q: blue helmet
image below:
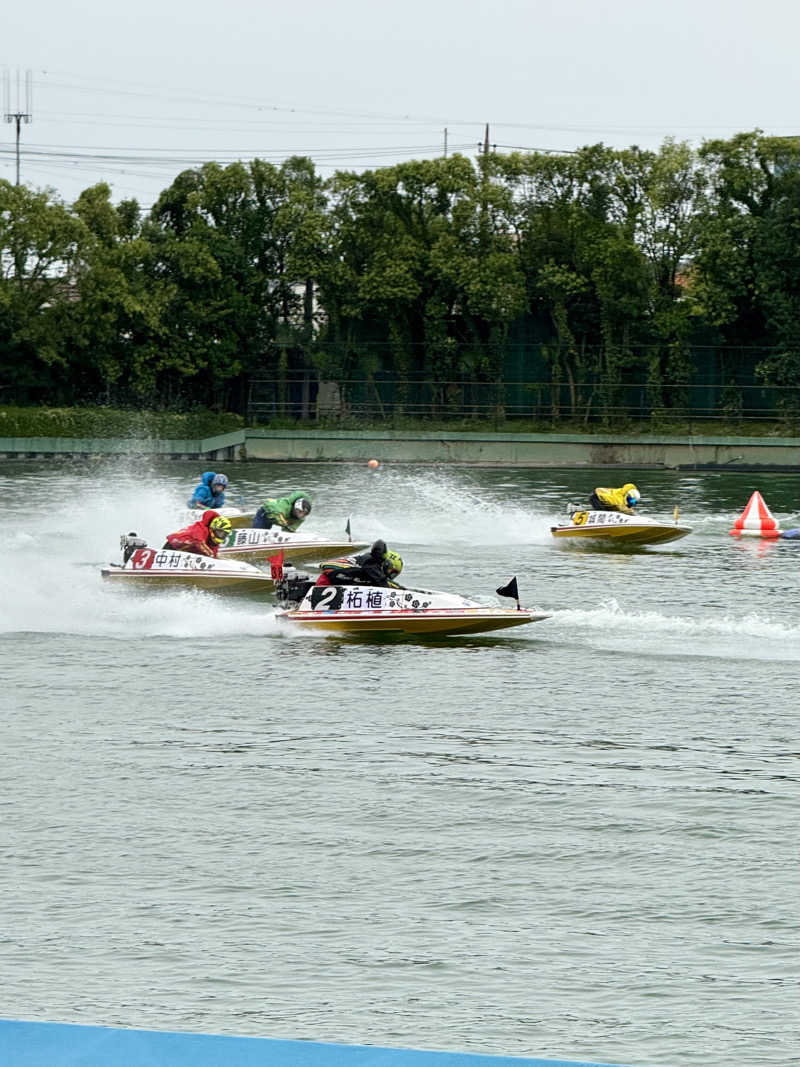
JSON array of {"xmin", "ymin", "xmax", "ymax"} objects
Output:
[
  {"xmin": 212, "ymin": 474, "xmax": 228, "ymax": 490},
  {"xmin": 626, "ymin": 489, "xmax": 640, "ymax": 508}
]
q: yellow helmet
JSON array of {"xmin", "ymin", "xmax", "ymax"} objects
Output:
[
  {"xmin": 383, "ymin": 550, "xmax": 403, "ymax": 579},
  {"xmin": 209, "ymin": 515, "xmax": 232, "ymax": 543}
]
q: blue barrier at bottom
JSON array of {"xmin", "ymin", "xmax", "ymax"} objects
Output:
[{"xmin": 0, "ymin": 1020, "xmax": 631, "ymax": 1067}]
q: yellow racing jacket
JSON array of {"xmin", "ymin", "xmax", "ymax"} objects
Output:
[{"xmin": 592, "ymin": 483, "xmax": 640, "ymax": 514}]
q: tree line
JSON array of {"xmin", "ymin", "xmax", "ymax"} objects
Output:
[{"xmin": 2, "ymin": 131, "xmax": 800, "ymax": 420}]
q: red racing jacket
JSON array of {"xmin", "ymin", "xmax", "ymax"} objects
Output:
[{"xmin": 163, "ymin": 510, "xmax": 220, "ymax": 557}]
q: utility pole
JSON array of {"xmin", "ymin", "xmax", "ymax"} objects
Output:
[
  {"xmin": 483, "ymin": 122, "xmax": 490, "ymax": 157},
  {"xmin": 443, "ymin": 127, "xmax": 448, "ymax": 158},
  {"xmin": 3, "ymin": 69, "xmax": 33, "ymax": 186}
]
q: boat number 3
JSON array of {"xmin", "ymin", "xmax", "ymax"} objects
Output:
[{"xmin": 572, "ymin": 511, "xmax": 588, "ymax": 526}]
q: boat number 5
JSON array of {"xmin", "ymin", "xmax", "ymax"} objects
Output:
[{"xmin": 572, "ymin": 511, "xmax": 588, "ymax": 526}]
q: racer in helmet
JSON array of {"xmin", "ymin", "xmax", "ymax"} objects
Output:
[
  {"xmin": 253, "ymin": 490, "xmax": 313, "ymax": 532},
  {"xmin": 163, "ymin": 510, "xmax": 229, "ymax": 558},
  {"xmin": 187, "ymin": 471, "xmax": 229, "ymax": 509},
  {"xmin": 382, "ymin": 550, "xmax": 403, "ymax": 580},
  {"xmin": 315, "ymin": 539, "xmax": 404, "ymax": 588},
  {"xmin": 208, "ymin": 515, "xmax": 232, "ymax": 544},
  {"xmin": 589, "ymin": 483, "xmax": 641, "ymax": 515}
]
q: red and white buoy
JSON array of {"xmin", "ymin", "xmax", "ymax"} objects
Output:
[{"xmin": 729, "ymin": 491, "xmax": 781, "ymax": 538}]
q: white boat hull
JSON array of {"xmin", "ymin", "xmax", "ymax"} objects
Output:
[
  {"xmin": 218, "ymin": 528, "xmax": 368, "ymax": 565},
  {"xmin": 277, "ymin": 584, "xmax": 550, "ymax": 636},
  {"xmin": 551, "ymin": 510, "xmax": 691, "ymax": 546},
  {"xmin": 101, "ymin": 547, "xmax": 273, "ymax": 592},
  {"xmin": 179, "ymin": 507, "xmax": 255, "ymax": 530}
]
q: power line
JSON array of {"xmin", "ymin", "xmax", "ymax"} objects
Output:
[
  {"xmin": 0, "ymin": 141, "xmax": 478, "ymax": 169},
  {"xmin": 5, "ymin": 63, "xmax": 788, "ymax": 209},
  {"xmin": 3, "ymin": 68, "xmax": 33, "ymax": 185},
  {"xmin": 32, "ymin": 66, "xmax": 780, "ymax": 138}
]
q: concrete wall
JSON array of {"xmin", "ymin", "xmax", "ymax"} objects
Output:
[
  {"xmin": 241, "ymin": 429, "xmax": 800, "ymax": 469},
  {"xmin": 1, "ymin": 428, "xmax": 799, "ymax": 469}
]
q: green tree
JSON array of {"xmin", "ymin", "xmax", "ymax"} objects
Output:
[
  {"xmin": 694, "ymin": 132, "xmax": 800, "ymax": 412},
  {"xmin": 0, "ymin": 180, "xmax": 86, "ymax": 401},
  {"xmin": 317, "ymin": 155, "xmax": 525, "ymax": 418},
  {"xmin": 149, "ymin": 156, "xmax": 326, "ymax": 411},
  {"xmin": 63, "ymin": 183, "xmax": 168, "ymax": 404},
  {"xmin": 492, "ymin": 147, "xmax": 653, "ymax": 420}
]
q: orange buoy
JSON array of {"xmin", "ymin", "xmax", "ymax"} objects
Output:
[{"xmin": 729, "ymin": 491, "xmax": 781, "ymax": 538}]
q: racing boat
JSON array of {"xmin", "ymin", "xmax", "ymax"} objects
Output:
[
  {"xmin": 178, "ymin": 506, "xmax": 255, "ymax": 530},
  {"xmin": 101, "ymin": 534, "xmax": 274, "ymax": 592},
  {"xmin": 218, "ymin": 526, "xmax": 368, "ymax": 566},
  {"xmin": 551, "ymin": 507, "xmax": 691, "ymax": 546},
  {"xmin": 272, "ymin": 571, "xmax": 550, "ymax": 636}
]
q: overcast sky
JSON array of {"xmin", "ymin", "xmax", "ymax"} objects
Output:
[{"xmin": 2, "ymin": 0, "xmax": 798, "ymax": 209}]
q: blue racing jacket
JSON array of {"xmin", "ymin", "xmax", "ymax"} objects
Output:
[{"xmin": 187, "ymin": 472, "xmax": 226, "ymax": 509}]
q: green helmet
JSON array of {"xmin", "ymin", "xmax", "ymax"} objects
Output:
[{"xmin": 383, "ymin": 550, "xmax": 403, "ymax": 579}]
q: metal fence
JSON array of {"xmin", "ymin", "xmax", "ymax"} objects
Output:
[{"xmin": 247, "ymin": 376, "xmax": 800, "ymax": 427}]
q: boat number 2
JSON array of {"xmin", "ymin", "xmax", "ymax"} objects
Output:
[{"xmin": 309, "ymin": 586, "xmax": 344, "ymax": 611}]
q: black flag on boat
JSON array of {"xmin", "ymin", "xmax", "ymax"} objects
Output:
[{"xmin": 496, "ymin": 576, "xmax": 520, "ymax": 608}]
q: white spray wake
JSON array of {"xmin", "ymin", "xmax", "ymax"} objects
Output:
[
  {"xmin": 5, "ymin": 473, "xmax": 281, "ymax": 638},
  {"xmin": 552, "ymin": 598, "xmax": 800, "ymax": 641},
  {"xmin": 346, "ymin": 469, "xmax": 556, "ymax": 546}
]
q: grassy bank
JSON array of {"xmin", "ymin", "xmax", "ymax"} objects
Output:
[
  {"xmin": 243, "ymin": 414, "xmax": 798, "ymax": 438},
  {"xmin": 0, "ymin": 406, "xmax": 245, "ymax": 439},
  {"xmin": 1, "ymin": 405, "xmax": 796, "ymax": 440}
]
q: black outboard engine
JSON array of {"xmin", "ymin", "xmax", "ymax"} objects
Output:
[
  {"xmin": 274, "ymin": 566, "xmax": 315, "ymax": 608},
  {"xmin": 120, "ymin": 531, "xmax": 148, "ymax": 564}
]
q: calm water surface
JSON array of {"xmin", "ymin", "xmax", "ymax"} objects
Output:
[{"xmin": 2, "ymin": 460, "xmax": 798, "ymax": 1067}]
